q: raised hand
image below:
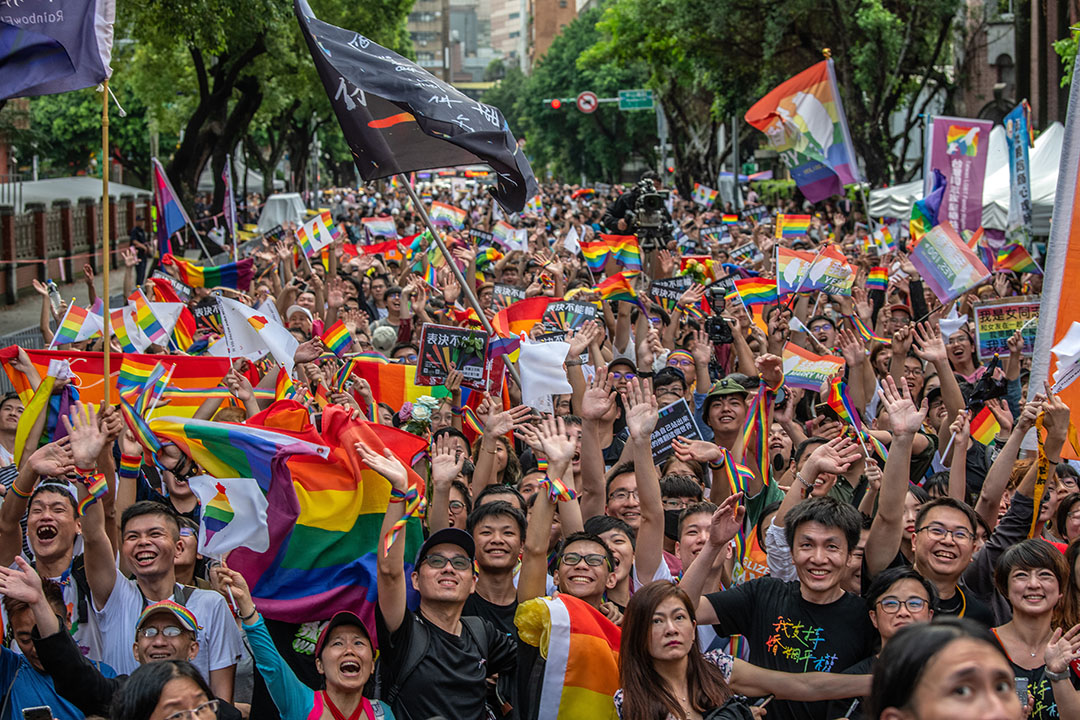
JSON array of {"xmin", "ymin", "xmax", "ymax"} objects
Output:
[
  {"xmin": 535, "ymin": 414, "xmax": 575, "ymax": 468},
  {"xmin": 294, "ymin": 338, "xmax": 324, "ymax": 364},
  {"xmin": 804, "ymin": 435, "xmax": 863, "ymax": 477},
  {"xmin": 755, "ymin": 353, "xmax": 784, "ymax": 390},
  {"xmin": 122, "ymin": 247, "xmax": 139, "ymax": 268},
  {"xmin": 354, "ymin": 439, "xmax": 408, "ymax": 491},
  {"xmin": 444, "ymin": 365, "xmax": 464, "ymax": 395},
  {"xmin": 0, "ymin": 557, "xmax": 44, "ymax": 605},
  {"xmin": 209, "ymin": 565, "xmax": 256, "ymax": 619},
  {"xmin": 1015, "ymin": 394, "xmax": 1044, "ymax": 434},
  {"xmin": 985, "ymin": 398, "xmax": 1013, "ymax": 436},
  {"xmin": 949, "ymin": 409, "xmax": 971, "ymax": 451},
  {"xmin": 672, "ymin": 435, "xmax": 722, "ymax": 464},
  {"xmin": 677, "ymin": 283, "xmax": 706, "ymax": 308},
  {"xmin": 83, "ymin": 264, "xmax": 95, "ymax": 284},
  {"xmin": 878, "ymin": 375, "xmax": 927, "ymax": 436},
  {"xmin": 1042, "ymin": 382, "xmax": 1072, "ymax": 441},
  {"xmin": 912, "ymin": 321, "xmax": 947, "ymax": 366},
  {"xmin": 566, "ymin": 320, "xmax": 601, "ymax": 358},
  {"xmin": 656, "ymin": 249, "xmax": 675, "ymax": 277},
  {"xmin": 99, "ymin": 402, "xmax": 124, "ymax": 442},
  {"xmin": 580, "ymin": 367, "xmax": 617, "ymax": 421},
  {"xmin": 706, "ymin": 492, "xmax": 746, "ymax": 548},
  {"xmin": 624, "ymin": 377, "xmax": 658, "ymax": 440},
  {"xmin": 224, "ymin": 367, "xmax": 255, "ymax": 403},
  {"xmin": 891, "ymin": 325, "xmax": 913, "ymax": 356},
  {"xmin": 62, "ymin": 402, "xmax": 107, "ymax": 470},
  {"xmin": 837, "ymin": 327, "xmax": 865, "ymax": 367},
  {"xmin": 689, "ymin": 329, "xmax": 713, "ymax": 366},
  {"xmin": 1044, "ymin": 624, "xmax": 1080, "ymax": 674},
  {"xmin": 480, "ymin": 400, "xmax": 532, "ymax": 437},
  {"xmin": 430, "ymin": 433, "xmax": 465, "ymax": 487}
]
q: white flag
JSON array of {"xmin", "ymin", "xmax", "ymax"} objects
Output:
[
  {"xmin": 217, "ymin": 296, "xmax": 299, "ymax": 375},
  {"xmin": 519, "ymin": 340, "xmax": 573, "ymax": 414},
  {"xmin": 188, "ymin": 475, "xmax": 270, "ymax": 557},
  {"xmin": 563, "ymin": 225, "xmax": 581, "ymax": 255}
]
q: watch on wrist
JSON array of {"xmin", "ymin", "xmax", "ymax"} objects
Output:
[{"xmin": 1045, "ymin": 667, "xmax": 1070, "ymax": 682}]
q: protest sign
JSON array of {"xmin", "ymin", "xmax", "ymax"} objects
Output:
[
  {"xmin": 909, "ymin": 221, "xmax": 992, "ymax": 303},
  {"xmin": 192, "ymin": 297, "xmax": 223, "ymax": 332},
  {"xmin": 781, "ymin": 343, "xmax": 845, "ymax": 391},
  {"xmin": 926, "ymin": 116, "xmax": 994, "ymax": 233},
  {"xmin": 493, "ymin": 283, "xmax": 526, "ymax": 309},
  {"xmin": 700, "ymin": 226, "xmax": 728, "ymax": 245},
  {"xmin": 1005, "ymin": 102, "xmax": 1034, "ymax": 246},
  {"xmin": 972, "ymin": 296, "xmax": 1040, "ymax": 361},
  {"xmin": 650, "ymin": 398, "xmax": 700, "ymax": 463},
  {"xmin": 470, "ymin": 229, "xmax": 495, "ymax": 247},
  {"xmin": 729, "ymin": 243, "xmax": 762, "ymax": 265},
  {"xmin": 150, "ymin": 270, "xmax": 193, "ymax": 302},
  {"xmin": 649, "ymin": 276, "xmax": 694, "ymax": 305},
  {"xmin": 416, "ymin": 323, "xmax": 489, "ymax": 390},
  {"xmin": 542, "ymin": 301, "xmax": 597, "ymax": 332}
]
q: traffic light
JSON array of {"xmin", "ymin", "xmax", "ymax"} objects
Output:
[{"xmin": 550, "ymin": 98, "xmax": 562, "ymax": 110}]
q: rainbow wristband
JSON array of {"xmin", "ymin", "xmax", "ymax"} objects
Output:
[
  {"xmin": 536, "ymin": 458, "xmax": 549, "ymax": 472},
  {"xmin": 119, "ymin": 454, "xmax": 142, "ymax": 480},
  {"xmin": 764, "ymin": 373, "xmax": 785, "ymax": 393},
  {"xmin": 388, "ymin": 486, "xmax": 409, "ymax": 504},
  {"xmin": 9, "ymin": 483, "xmax": 32, "ymax": 499},
  {"xmin": 75, "ymin": 472, "xmax": 108, "ymax": 517},
  {"xmin": 538, "ymin": 474, "xmax": 577, "ymax": 502}
]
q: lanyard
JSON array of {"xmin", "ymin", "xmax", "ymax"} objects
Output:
[{"xmin": 321, "ymin": 692, "xmax": 372, "ymax": 720}]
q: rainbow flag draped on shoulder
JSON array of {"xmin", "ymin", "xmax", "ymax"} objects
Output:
[{"xmin": 515, "ymin": 594, "xmax": 621, "ymax": 719}]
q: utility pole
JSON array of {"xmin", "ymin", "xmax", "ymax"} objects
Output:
[{"xmin": 441, "ymin": 0, "xmax": 451, "ymax": 81}]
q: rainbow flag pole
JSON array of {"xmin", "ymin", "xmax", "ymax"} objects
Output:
[{"xmin": 399, "ymin": 174, "xmax": 522, "ymax": 387}]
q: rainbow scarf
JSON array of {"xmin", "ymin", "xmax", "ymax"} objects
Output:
[
  {"xmin": 515, "ymin": 594, "xmax": 621, "ymax": 719},
  {"xmin": 740, "ymin": 385, "xmax": 773, "ymax": 487},
  {"xmin": 162, "ymin": 254, "xmax": 254, "ymax": 291},
  {"xmin": 717, "ymin": 447, "xmax": 756, "ymax": 496},
  {"xmin": 851, "ymin": 313, "xmax": 890, "ymax": 345}
]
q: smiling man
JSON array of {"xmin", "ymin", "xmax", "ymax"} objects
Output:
[{"xmin": 462, "ymin": 501, "xmax": 527, "ymax": 638}]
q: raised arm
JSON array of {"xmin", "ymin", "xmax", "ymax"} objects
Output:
[
  {"xmin": 947, "ymin": 410, "xmax": 970, "ymax": 502},
  {"xmin": 0, "ymin": 441, "xmax": 74, "ymax": 567},
  {"xmin": 427, "ymin": 434, "xmax": 466, "ymax": 534},
  {"xmin": 677, "ymin": 494, "xmax": 744, "ymax": 625},
  {"xmin": 975, "ymin": 398, "xmax": 1040, "ymax": 530},
  {"xmin": 471, "ymin": 399, "xmax": 532, "ymax": 498},
  {"xmin": 579, "ymin": 368, "xmax": 617, "ymax": 520},
  {"xmin": 518, "ymin": 415, "xmax": 575, "ymax": 603},
  {"xmin": 624, "ymin": 378, "xmax": 663, "ymax": 582},
  {"xmin": 864, "ymin": 376, "xmax": 927, "ymax": 578},
  {"xmin": 362, "ymin": 439, "xmax": 411, "ymax": 634}
]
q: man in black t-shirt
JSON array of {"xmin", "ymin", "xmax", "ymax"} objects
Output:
[
  {"xmin": 462, "ymin": 501, "xmax": 526, "ymax": 639},
  {"xmin": 682, "ymin": 497, "xmax": 877, "ymax": 720}
]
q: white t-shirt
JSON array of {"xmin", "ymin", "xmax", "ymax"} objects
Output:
[{"xmin": 93, "ymin": 568, "xmax": 243, "ymax": 678}]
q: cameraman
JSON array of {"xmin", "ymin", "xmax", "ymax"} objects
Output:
[{"xmin": 602, "ymin": 170, "xmax": 664, "ymax": 233}]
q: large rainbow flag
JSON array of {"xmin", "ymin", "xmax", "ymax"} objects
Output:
[
  {"xmin": 492, "ymin": 297, "xmax": 552, "ymax": 338},
  {"xmin": 347, "ymin": 359, "xmax": 451, "ymax": 410},
  {"xmin": 745, "ymin": 59, "xmax": 862, "ymax": 202},
  {"xmin": 515, "ymin": 594, "xmax": 621, "ymax": 719},
  {"xmin": 162, "ymin": 254, "xmax": 254, "ymax": 291},
  {"xmin": 225, "ymin": 403, "xmax": 428, "ymax": 627},
  {"xmin": 0, "ymin": 347, "xmax": 254, "ymax": 414}
]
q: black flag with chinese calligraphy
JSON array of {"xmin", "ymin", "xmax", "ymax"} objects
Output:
[{"xmin": 294, "ymin": 0, "xmax": 538, "ymax": 212}]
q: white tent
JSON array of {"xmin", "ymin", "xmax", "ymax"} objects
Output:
[
  {"xmin": 196, "ymin": 156, "xmax": 284, "ymax": 193},
  {"xmin": 256, "ymin": 193, "xmax": 306, "ymax": 233},
  {"xmin": 868, "ymin": 122, "xmax": 1063, "ymax": 235},
  {"xmin": 9, "ymin": 177, "xmax": 150, "ymax": 214}
]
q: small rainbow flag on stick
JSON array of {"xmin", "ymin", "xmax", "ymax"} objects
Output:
[
  {"xmin": 321, "ymin": 320, "xmax": 353, "ymax": 357},
  {"xmin": 775, "ymin": 214, "xmax": 812, "ymax": 238},
  {"xmin": 692, "ymin": 183, "xmax": 718, "ymax": 207},
  {"xmin": 297, "ymin": 211, "xmax": 339, "ymax": 257},
  {"xmin": 188, "ymin": 475, "xmax": 270, "ymax": 557},
  {"xmin": 361, "ymin": 216, "xmax": 398, "ymax": 238},
  {"xmin": 430, "ymin": 201, "xmax": 467, "ymax": 229},
  {"xmin": 867, "ymin": 266, "xmax": 888, "ymax": 291},
  {"xmin": 594, "ymin": 271, "xmax": 646, "ymax": 311},
  {"xmin": 130, "ymin": 290, "xmax": 169, "ymax": 345},
  {"xmin": 579, "ymin": 241, "xmax": 612, "ymax": 272},
  {"xmin": 969, "ymin": 406, "xmax": 1001, "ymax": 445},
  {"xmin": 733, "ymin": 277, "xmax": 777, "ymax": 305},
  {"xmin": 50, "ymin": 302, "xmax": 94, "ymax": 347},
  {"xmin": 995, "ymin": 244, "xmax": 1042, "ymax": 274}
]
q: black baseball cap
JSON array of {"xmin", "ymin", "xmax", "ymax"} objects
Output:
[
  {"xmin": 414, "ymin": 527, "xmax": 475, "ymax": 567},
  {"xmin": 314, "ymin": 610, "xmax": 372, "ymax": 658}
]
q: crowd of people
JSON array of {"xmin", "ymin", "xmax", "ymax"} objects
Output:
[{"xmin": 0, "ymin": 171, "xmax": 1075, "ymax": 720}]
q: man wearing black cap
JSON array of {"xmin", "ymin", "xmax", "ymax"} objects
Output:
[{"xmin": 362, "ymin": 441, "xmax": 516, "ymax": 720}]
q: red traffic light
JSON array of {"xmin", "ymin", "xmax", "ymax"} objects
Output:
[{"xmin": 551, "ymin": 98, "xmax": 562, "ymax": 109}]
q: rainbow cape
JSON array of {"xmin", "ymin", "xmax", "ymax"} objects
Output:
[
  {"xmin": 162, "ymin": 254, "xmax": 254, "ymax": 291},
  {"xmin": 515, "ymin": 594, "xmax": 621, "ymax": 719}
]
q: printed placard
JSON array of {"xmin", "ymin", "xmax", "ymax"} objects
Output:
[
  {"xmin": 470, "ymin": 229, "xmax": 495, "ymax": 247},
  {"xmin": 542, "ymin": 301, "xmax": 597, "ymax": 332},
  {"xmin": 493, "ymin": 283, "xmax": 526, "ymax": 309},
  {"xmin": 192, "ymin": 297, "xmax": 223, "ymax": 332},
  {"xmin": 649, "ymin": 276, "xmax": 694, "ymax": 304},
  {"xmin": 150, "ymin": 270, "xmax": 193, "ymax": 302},
  {"xmin": 972, "ymin": 296, "xmax": 1040, "ymax": 361},
  {"xmin": 650, "ymin": 398, "xmax": 700, "ymax": 463},
  {"xmin": 781, "ymin": 343, "xmax": 845, "ymax": 392},
  {"xmin": 416, "ymin": 323, "xmax": 489, "ymax": 390}
]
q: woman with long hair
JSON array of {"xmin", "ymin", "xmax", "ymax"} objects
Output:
[
  {"xmin": 615, "ymin": 581, "xmax": 870, "ymax": 720},
  {"xmin": 111, "ymin": 661, "xmax": 216, "ymax": 720},
  {"xmin": 870, "ymin": 618, "xmax": 1022, "ymax": 720},
  {"xmin": 212, "ymin": 567, "xmax": 393, "ymax": 720},
  {"xmin": 991, "ymin": 539, "xmax": 1080, "ymax": 720}
]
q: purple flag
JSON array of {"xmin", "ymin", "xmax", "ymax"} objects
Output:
[{"xmin": 926, "ymin": 116, "xmax": 993, "ymax": 233}]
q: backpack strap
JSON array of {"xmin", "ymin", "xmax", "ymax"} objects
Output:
[{"xmin": 381, "ymin": 613, "xmax": 430, "ymax": 707}]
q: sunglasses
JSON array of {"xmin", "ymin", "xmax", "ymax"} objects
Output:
[{"xmin": 423, "ymin": 553, "xmax": 472, "ymax": 571}]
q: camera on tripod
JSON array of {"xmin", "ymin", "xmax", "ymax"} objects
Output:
[{"xmin": 625, "ymin": 178, "xmax": 672, "ymax": 251}]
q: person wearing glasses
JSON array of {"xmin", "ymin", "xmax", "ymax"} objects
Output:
[
  {"xmin": 827, "ymin": 567, "xmax": 937, "ymax": 720},
  {"xmin": 111, "ymin": 661, "xmax": 222, "ymax": 720},
  {"xmin": 0, "ymin": 558, "xmax": 244, "ymax": 719},
  {"xmin": 362, "ymin": 439, "xmax": 516, "ymax": 720}
]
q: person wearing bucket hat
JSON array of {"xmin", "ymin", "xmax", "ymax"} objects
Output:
[
  {"xmin": 212, "ymin": 566, "xmax": 393, "ymax": 720},
  {"xmin": 359, "ymin": 440, "xmax": 516, "ymax": 720}
]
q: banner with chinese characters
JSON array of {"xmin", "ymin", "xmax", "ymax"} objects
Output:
[
  {"xmin": 972, "ymin": 296, "xmax": 1040, "ymax": 361},
  {"xmin": 416, "ymin": 323, "xmax": 489, "ymax": 390},
  {"xmin": 925, "ymin": 116, "xmax": 994, "ymax": 233},
  {"xmin": 1005, "ymin": 101, "xmax": 1034, "ymax": 247}
]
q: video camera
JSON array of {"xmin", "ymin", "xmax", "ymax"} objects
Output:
[{"xmin": 625, "ymin": 178, "xmax": 673, "ymax": 251}]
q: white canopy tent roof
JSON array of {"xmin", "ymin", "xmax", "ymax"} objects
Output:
[
  {"xmin": 256, "ymin": 193, "xmax": 306, "ymax": 233},
  {"xmin": 868, "ymin": 122, "xmax": 1063, "ymax": 235},
  {"xmin": 196, "ymin": 159, "xmax": 284, "ymax": 193},
  {"xmin": 9, "ymin": 177, "xmax": 150, "ymax": 214}
]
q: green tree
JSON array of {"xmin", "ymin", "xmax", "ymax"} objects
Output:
[{"xmin": 483, "ymin": 7, "xmax": 657, "ymax": 183}]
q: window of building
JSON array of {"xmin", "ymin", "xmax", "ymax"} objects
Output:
[
  {"xmin": 509, "ymin": 31, "xmax": 520, "ymax": 38},
  {"xmin": 509, "ymin": 11, "xmax": 519, "ymax": 18}
]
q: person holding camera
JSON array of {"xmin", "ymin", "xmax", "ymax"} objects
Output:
[{"xmin": 602, "ymin": 170, "xmax": 666, "ymax": 235}]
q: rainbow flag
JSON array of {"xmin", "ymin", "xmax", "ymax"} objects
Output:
[
  {"xmin": 515, "ymin": 594, "xmax": 621, "ymax": 719},
  {"xmin": 970, "ymin": 406, "xmax": 1000, "ymax": 445},
  {"xmin": 162, "ymin": 254, "xmax": 254, "ymax": 291},
  {"xmin": 493, "ymin": 220, "xmax": 516, "ymax": 246},
  {"xmin": 995, "ymin": 243, "xmax": 1042, "ymax": 274},
  {"xmin": 492, "ymin": 297, "xmax": 553, "ymax": 338},
  {"xmin": 733, "ymin": 277, "xmax": 777, "ymax": 305},
  {"xmin": 851, "ymin": 313, "xmax": 890, "ymax": 345},
  {"xmin": 826, "ymin": 376, "xmax": 862, "ymax": 432},
  {"xmin": 966, "ymin": 227, "xmax": 997, "ymax": 271},
  {"xmin": 361, "ymin": 216, "xmax": 397, "ymax": 238},
  {"xmin": 51, "ymin": 303, "xmax": 92, "ymax": 346},
  {"xmin": 775, "ymin": 214, "xmax": 812, "ymax": 238},
  {"xmin": 349, "ymin": 359, "xmax": 451, "ymax": 410},
  {"xmin": 740, "ymin": 384, "xmax": 774, "ymax": 486},
  {"xmin": 430, "ymin": 201, "xmax": 466, "ymax": 229},
  {"xmin": 526, "ymin": 196, "xmax": 544, "ymax": 215},
  {"xmin": 600, "ymin": 234, "xmax": 642, "ymax": 272},
  {"xmin": 225, "ymin": 403, "xmax": 428, "ymax": 624},
  {"xmin": 867, "ymin": 266, "xmax": 888, "ymax": 291},
  {"xmin": 722, "ymin": 214, "xmax": 738, "ymax": 225},
  {"xmin": 579, "ymin": 241, "xmax": 612, "ymax": 272},
  {"xmin": 274, "ymin": 369, "xmax": 296, "ymax": 401},
  {"xmin": 593, "ymin": 271, "xmax": 643, "ymax": 307},
  {"xmin": 910, "ymin": 169, "xmax": 947, "ymax": 241},
  {"xmin": 775, "ymin": 246, "xmax": 816, "ymax": 295},
  {"xmin": 297, "ymin": 211, "xmax": 339, "ymax": 257},
  {"xmin": 117, "ymin": 356, "xmax": 165, "ymax": 399},
  {"xmin": 488, "ymin": 335, "xmax": 522, "ymax": 365},
  {"xmin": 129, "ymin": 290, "xmax": 168, "ymax": 345},
  {"xmin": 691, "ymin": 183, "xmax": 718, "ymax": 207},
  {"xmin": 121, "ymin": 396, "xmax": 163, "ymax": 454},
  {"xmin": 570, "ymin": 188, "xmax": 595, "ymax": 200},
  {"xmin": 187, "ymin": 475, "xmax": 271, "ymax": 557},
  {"xmin": 321, "ymin": 320, "xmax": 353, "ymax": 357}
]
